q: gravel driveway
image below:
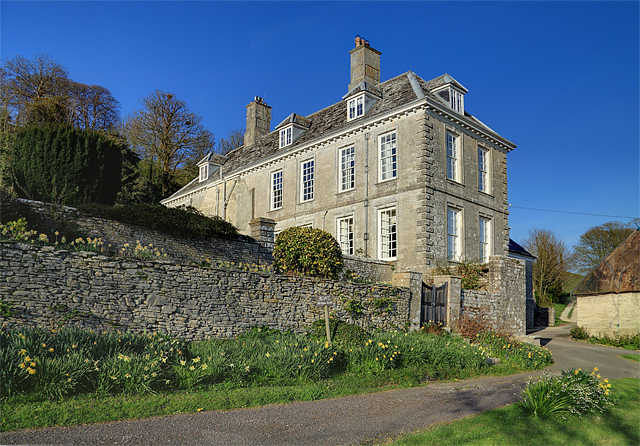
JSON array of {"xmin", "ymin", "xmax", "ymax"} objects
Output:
[{"xmin": 1, "ymin": 324, "xmax": 637, "ymax": 446}]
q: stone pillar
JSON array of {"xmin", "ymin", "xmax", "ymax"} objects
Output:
[
  {"xmin": 249, "ymin": 217, "xmax": 275, "ymax": 251},
  {"xmin": 433, "ymin": 276, "xmax": 461, "ymax": 330},
  {"xmin": 391, "ymin": 271, "xmax": 423, "ymax": 331}
]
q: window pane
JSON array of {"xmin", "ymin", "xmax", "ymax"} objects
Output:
[
  {"xmin": 447, "ymin": 134, "xmax": 457, "ymax": 181},
  {"xmin": 447, "ymin": 208, "xmax": 459, "ymax": 260},
  {"xmin": 302, "ymin": 160, "xmax": 314, "ymax": 201},
  {"xmin": 478, "ymin": 148, "xmax": 487, "ymax": 192},
  {"xmin": 380, "ymin": 208, "xmax": 397, "ymax": 259},
  {"xmin": 338, "ymin": 217, "xmax": 354, "ymax": 256},
  {"xmin": 479, "ymin": 217, "xmax": 489, "ymax": 262},
  {"xmin": 272, "ymin": 171, "xmax": 283, "ymax": 209},
  {"xmin": 380, "ymin": 133, "xmax": 397, "ymax": 181},
  {"xmin": 340, "ymin": 146, "xmax": 355, "ymax": 191}
]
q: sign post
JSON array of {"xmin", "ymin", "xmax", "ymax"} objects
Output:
[{"xmin": 316, "ymin": 295, "xmax": 334, "ymax": 344}]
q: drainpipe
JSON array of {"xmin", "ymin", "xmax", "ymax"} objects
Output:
[
  {"xmin": 322, "ymin": 210, "xmax": 328, "ymax": 231},
  {"xmin": 216, "ymin": 188, "xmax": 220, "ymax": 217},
  {"xmin": 364, "ymin": 132, "xmax": 370, "ymax": 257},
  {"xmin": 222, "ymin": 179, "xmax": 237, "ymax": 221}
]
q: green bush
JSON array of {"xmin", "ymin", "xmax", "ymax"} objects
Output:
[
  {"xmin": 11, "ymin": 125, "xmax": 122, "ymax": 205},
  {"xmin": 77, "ymin": 203, "xmax": 238, "ymax": 239},
  {"xmin": 519, "ymin": 368, "xmax": 614, "ymax": 418},
  {"xmin": 570, "ymin": 325, "xmax": 589, "ymax": 340},
  {"xmin": 309, "ymin": 318, "xmax": 369, "ymax": 346},
  {"xmin": 273, "ymin": 226, "xmax": 343, "ymax": 279}
]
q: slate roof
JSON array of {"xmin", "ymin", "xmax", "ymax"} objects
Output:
[
  {"xmin": 508, "ymin": 239, "xmax": 536, "ymax": 260},
  {"xmin": 164, "ymin": 71, "xmax": 511, "ymax": 201}
]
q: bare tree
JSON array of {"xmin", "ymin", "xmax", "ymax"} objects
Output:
[
  {"xmin": 1, "ymin": 54, "xmax": 70, "ymax": 126},
  {"xmin": 521, "ymin": 228, "xmax": 571, "ymax": 307},
  {"xmin": 124, "ymin": 90, "xmax": 215, "ymax": 197},
  {"xmin": 68, "ymin": 82, "xmax": 120, "ymax": 131},
  {"xmin": 572, "ymin": 218, "xmax": 640, "ymax": 274},
  {"xmin": 216, "ymin": 128, "xmax": 244, "ymax": 154}
]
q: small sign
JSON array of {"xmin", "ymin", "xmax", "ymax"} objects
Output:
[{"xmin": 316, "ymin": 295, "xmax": 334, "ymax": 306}]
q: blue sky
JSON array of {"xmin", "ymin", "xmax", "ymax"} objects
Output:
[{"xmin": 2, "ymin": 1, "xmax": 638, "ymax": 248}]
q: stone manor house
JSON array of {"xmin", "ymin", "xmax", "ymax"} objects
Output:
[{"xmin": 162, "ymin": 37, "xmax": 518, "ymax": 278}]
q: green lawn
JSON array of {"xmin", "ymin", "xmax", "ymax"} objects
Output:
[
  {"xmin": 387, "ymin": 378, "xmax": 639, "ymax": 446},
  {"xmin": 553, "ymin": 302, "xmax": 569, "ymax": 325},
  {"xmin": 563, "ymin": 272, "xmax": 584, "ymax": 294},
  {"xmin": 620, "ymin": 354, "xmax": 640, "ymax": 363}
]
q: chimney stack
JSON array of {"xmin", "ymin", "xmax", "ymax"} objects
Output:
[
  {"xmin": 349, "ymin": 36, "xmax": 381, "ymax": 91},
  {"xmin": 244, "ymin": 96, "xmax": 272, "ymax": 147}
]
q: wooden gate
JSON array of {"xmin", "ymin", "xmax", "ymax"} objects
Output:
[{"xmin": 421, "ymin": 282, "xmax": 447, "ymax": 326}]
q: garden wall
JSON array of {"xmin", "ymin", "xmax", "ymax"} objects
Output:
[
  {"xmin": 577, "ymin": 292, "xmax": 640, "ymax": 337},
  {"xmin": 444, "ymin": 255, "xmax": 526, "ymax": 336},
  {"xmin": 0, "ymin": 241, "xmax": 411, "ymax": 340},
  {"xmin": 6, "ymin": 199, "xmax": 394, "ymax": 284}
]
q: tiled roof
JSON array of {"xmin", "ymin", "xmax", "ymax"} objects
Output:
[{"xmin": 164, "ymin": 71, "xmax": 509, "ymax": 201}]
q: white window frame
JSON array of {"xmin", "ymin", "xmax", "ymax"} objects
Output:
[
  {"xmin": 479, "ymin": 216, "xmax": 490, "ymax": 263},
  {"xmin": 379, "ymin": 132, "xmax": 397, "ymax": 182},
  {"xmin": 478, "ymin": 147, "xmax": 489, "ymax": 193},
  {"xmin": 337, "ymin": 216, "xmax": 354, "ymax": 256},
  {"xmin": 271, "ymin": 170, "xmax": 283, "ymax": 210},
  {"xmin": 300, "ymin": 159, "xmax": 314, "ymax": 203},
  {"xmin": 347, "ymin": 94, "xmax": 365, "ymax": 120},
  {"xmin": 378, "ymin": 207, "xmax": 397, "ymax": 261},
  {"xmin": 279, "ymin": 126, "xmax": 292, "ymax": 148},
  {"xmin": 199, "ymin": 164, "xmax": 208, "ymax": 182},
  {"xmin": 450, "ymin": 89, "xmax": 464, "ymax": 114},
  {"xmin": 447, "ymin": 207, "xmax": 461, "ymax": 261},
  {"xmin": 446, "ymin": 132, "xmax": 459, "ymax": 182},
  {"xmin": 339, "ymin": 146, "xmax": 355, "ymax": 192}
]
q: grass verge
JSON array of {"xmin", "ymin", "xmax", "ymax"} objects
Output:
[
  {"xmin": 1, "ymin": 363, "xmax": 527, "ymax": 432},
  {"xmin": 387, "ymin": 378, "xmax": 639, "ymax": 446},
  {"xmin": 620, "ymin": 354, "xmax": 640, "ymax": 363},
  {"xmin": 552, "ymin": 302, "xmax": 568, "ymax": 325}
]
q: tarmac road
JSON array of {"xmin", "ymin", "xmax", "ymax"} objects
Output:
[{"xmin": 1, "ymin": 324, "xmax": 638, "ymax": 446}]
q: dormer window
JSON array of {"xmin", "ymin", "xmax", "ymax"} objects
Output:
[
  {"xmin": 279, "ymin": 126, "xmax": 292, "ymax": 148},
  {"xmin": 199, "ymin": 164, "xmax": 209, "ymax": 182},
  {"xmin": 348, "ymin": 95, "xmax": 364, "ymax": 120},
  {"xmin": 276, "ymin": 114, "xmax": 310, "ymax": 149},
  {"xmin": 434, "ymin": 85, "xmax": 465, "ymax": 114}
]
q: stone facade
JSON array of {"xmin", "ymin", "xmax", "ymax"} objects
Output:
[
  {"xmin": 577, "ymin": 293, "xmax": 640, "ymax": 337},
  {"xmin": 0, "ymin": 241, "xmax": 411, "ymax": 340},
  {"xmin": 162, "ymin": 39, "xmax": 516, "ymax": 279}
]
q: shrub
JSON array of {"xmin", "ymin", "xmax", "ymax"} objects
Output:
[
  {"xmin": 519, "ymin": 368, "xmax": 614, "ymax": 418},
  {"xmin": 456, "ymin": 312, "xmax": 492, "ymax": 338},
  {"xmin": 432, "ymin": 260, "xmax": 487, "ymax": 290},
  {"xmin": 77, "ymin": 203, "xmax": 238, "ymax": 239},
  {"xmin": 273, "ymin": 226, "xmax": 343, "ymax": 279},
  {"xmin": 11, "ymin": 125, "xmax": 122, "ymax": 205},
  {"xmin": 570, "ymin": 325, "xmax": 589, "ymax": 340},
  {"xmin": 309, "ymin": 319, "xmax": 369, "ymax": 346}
]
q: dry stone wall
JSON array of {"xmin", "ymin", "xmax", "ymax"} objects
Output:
[
  {"xmin": 0, "ymin": 242, "xmax": 411, "ymax": 340},
  {"xmin": 459, "ymin": 255, "xmax": 526, "ymax": 336}
]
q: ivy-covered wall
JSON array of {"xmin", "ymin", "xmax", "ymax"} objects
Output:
[{"xmin": 0, "ymin": 242, "xmax": 411, "ymax": 339}]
